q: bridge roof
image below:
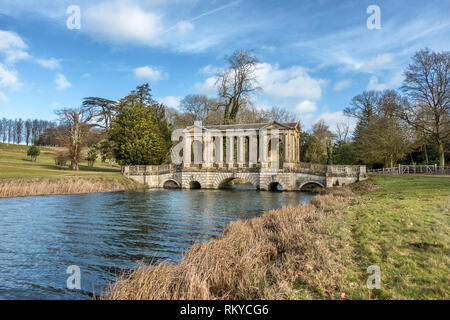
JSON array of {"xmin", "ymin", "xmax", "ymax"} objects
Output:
[{"xmin": 202, "ymin": 122, "xmax": 300, "ymax": 131}]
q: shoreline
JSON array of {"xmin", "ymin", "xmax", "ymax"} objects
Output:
[
  {"xmin": 0, "ymin": 176, "xmax": 147, "ymax": 199},
  {"xmin": 102, "ymin": 175, "xmax": 449, "ymax": 300},
  {"xmin": 102, "ymin": 181, "xmax": 373, "ymax": 300}
]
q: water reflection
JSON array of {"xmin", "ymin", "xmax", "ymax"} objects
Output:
[{"xmin": 0, "ymin": 189, "xmax": 313, "ymax": 299}]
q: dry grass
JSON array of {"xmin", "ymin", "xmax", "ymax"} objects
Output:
[
  {"xmin": 103, "ymin": 183, "xmax": 370, "ymax": 300},
  {"xmin": 0, "ymin": 176, "xmax": 145, "ymax": 198}
]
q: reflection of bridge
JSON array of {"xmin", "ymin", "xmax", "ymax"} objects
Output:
[{"xmin": 122, "ymin": 122, "xmax": 367, "ymax": 191}]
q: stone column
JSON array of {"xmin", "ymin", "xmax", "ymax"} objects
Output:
[
  {"xmin": 249, "ymin": 135, "xmax": 258, "ymax": 166},
  {"xmin": 226, "ymin": 134, "xmax": 234, "ymax": 166},
  {"xmin": 183, "ymin": 135, "xmax": 192, "ymax": 166},
  {"xmin": 237, "ymin": 135, "xmax": 245, "ymax": 166},
  {"xmin": 259, "ymin": 129, "xmax": 268, "ymax": 167},
  {"xmin": 289, "ymin": 133, "xmax": 295, "ymax": 163},
  {"xmin": 215, "ymin": 135, "xmax": 224, "ymax": 166},
  {"xmin": 203, "ymin": 133, "xmax": 213, "ymax": 167},
  {"xmin": 270, "ymin": 129, "xmax": 279, "ymax": 168}
]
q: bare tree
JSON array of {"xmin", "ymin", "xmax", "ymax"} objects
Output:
[
  {"xmin": 55, "ymin": 106, "xmax": 97, "ymax": 170},
  {"xmin": 401, "ymin": 49, "xmax": 450, "ymax": 166},
  {"xmin": 358, "ymin": 90, "xmax": 413, "ymax": 167},
  {"xmin": 335, "ymin": 122, "xmax": 350, "ymax": 142},
  {"xmin": 25, "ymin": 120, "xmax": 32, "ymax": 145},
  {"xmin": 216, "ymin": 49, "xmax": 260, "ymax": 124},
  {"xmin": 268, "ymin": 106, "xmax": 299, "ymax": 123},
  {"xmin": 180, "ymin": 94, "xmax": 218, "ymax": 123},
  {"xmin": 15, "ymin": 118, "xmax": 23, "ymax": 144}
]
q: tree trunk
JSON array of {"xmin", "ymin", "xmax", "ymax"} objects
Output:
[
  {"xmin": 70, "ymin": 161, "xmax": 79, "ymax": 170},
  {"xmin": 438, "ymin": 140, "xmax": 445, "ymax": 166},
  {"xmin": 423, "ymin": 143, "xmax": 428, "ymax": 164}
]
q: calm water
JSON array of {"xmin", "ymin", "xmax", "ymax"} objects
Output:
[{"xmin": 0, "ymin": 187, "xmax": 313, "ymax": 299}]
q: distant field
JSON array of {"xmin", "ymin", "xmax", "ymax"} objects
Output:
[
  {"xmin": 0, "ymin": 143, "xmax": 145, "ymax": 197},
  {"xmin": 0, "ymin": 143, "xmax": 122, "ymax": 179}
]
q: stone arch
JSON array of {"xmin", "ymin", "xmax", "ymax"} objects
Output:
[
  {"xmin": 267, "ymin": 181, "xmax": 283, "ymax": 191},
  {"xmin": 299, "ymin": 181, "xmax": 324, "ymax": 191},
  {"xmin": 213, "ymin": 172, "xmax": 259, "ymax": 189},
  {"xmin": 162, "ymin": 179, "xmax": 181, "ymax": 189},
  {"xmin": 189, "ymin": 181, "xmax": 202, "ymax": 189},
  {"xmin": 184, "ymin": 173, "xmax": 210, "ymax": 189}
]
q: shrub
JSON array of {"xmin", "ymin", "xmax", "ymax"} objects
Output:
[
  {"xmin": 86, "ymin": 147, "xmax": 98, "ymax": 167},
  {"xmin": 27, "ymin": 145, "xmax": 40, "ymax": 162},
  {"xmin": 54, "ymin": 152, "xmax": 68, "ymax": 167}
]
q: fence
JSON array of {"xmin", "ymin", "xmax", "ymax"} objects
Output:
[{"xmin": 368, "ymin": 164, "xmax": 450, "ymax": 175}]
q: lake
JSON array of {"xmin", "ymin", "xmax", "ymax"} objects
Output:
[{"xmin": 0, "ymin": 187, "xmax": 313, "ymax": 299}]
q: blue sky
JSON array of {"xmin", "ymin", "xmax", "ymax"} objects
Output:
[{"xmin": 0, "ymin": 0, "xmax": 449, "ymax": 130}]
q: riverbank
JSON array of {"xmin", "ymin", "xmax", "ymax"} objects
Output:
[
  {"xmin": 0, "ymin": 143, "xmax": 146, "ymax": 198},
  {"xmin": 104, "ymin": 175, "xmax": 449, "ymax": 300},
  {"xmin": 0, "ymin": 175, "xmax": 146, "ymax": 198}
]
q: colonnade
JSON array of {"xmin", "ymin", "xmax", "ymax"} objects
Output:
[{"xmin": 182, "ymin": 123, "xmax": 301, "ymax": 168}]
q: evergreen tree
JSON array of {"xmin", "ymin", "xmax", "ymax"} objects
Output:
[{"xmin": 109, "ymin": 103, "xmax": 168, "ymax": 165}]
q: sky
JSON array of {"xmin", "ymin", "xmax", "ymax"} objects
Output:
[{"xmin": 0, "ymin": 0, "xmax": 449, "ymax": 131}]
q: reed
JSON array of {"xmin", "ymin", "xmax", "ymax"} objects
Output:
[
  {"xmin": 0, "ymin": 176, "xmax": 145, "ymax": 198},
  {"xmin": 103, "ymin": 183, "xmax": 369, "ymax": 300}
]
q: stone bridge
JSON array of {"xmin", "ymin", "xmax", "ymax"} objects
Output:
[
  {"xmin": 122, "ymin": 163, "xmax": 367, "ymax": 191},
  {"xmin": 122, "ymin": 121, "xmax": 367, "ymax": 191}
]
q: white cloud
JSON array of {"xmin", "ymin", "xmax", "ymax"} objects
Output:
[
  {"xmin": 173, "ymin": 21, "xmax": 194, "ymax": 35},
  {"xmin": 36, "ymin": 57, "xmax": 60, "ymax": 70},
  {"xmin": 54, "ymin": 73, "xmax": 71, "ymax": 90},
  {"xmin": 198, "ymin": 65, "xmax": 221, "ymax": 75},
  {"xmin": 84, "ymin": 1, "xmax": 164, "ymax": 46},
  {"xmin": 0, "ymin": 30, "xmax": 30, "ymax": 64},
  {"xmin": 195, "ymin": 62, "xmax": 326, "ymax": 111},
  {"xmin": 367, "ymin": 71, "xmax": 404, "ymax": 91},
  {"xmin": 194, "ymin": 76, "xmax": 217, "ymax": 96},
  {"xmin": 134, "ymin": 66, "xmax": 165, "ymax": 82},
  {"xmin": 82, "ymin": 73, "xmax": 91, "ymax": 78},
  {"xmin": 295, "ymin": 16, "xmax": 450, "ymax": 75},
  {"xmin": 159, "ymin": 96, "xmax": 181, "ymax": 109},
  {"xmin": 316, "ymin": 111, "xmax": 357, "ymax": 132},
  {"xmin": 333, "ymin": 80, "xmax": 352, "ymax": 91},
  {"xmin": 0, "ymin": 91, "xmax": 7, "ymax": 102},
  {"xmin": 255, "ymin": 63, "xmax": 324, "ymax": 100},
  {"xmin": 357, "ymin": 54, "xmax": 393, "ymax": 72},
  {"xmin": 0, "ymin": 63, "xmax": 21, "ymax": 89},
  {"xmin": 296, "ymin": 100, "xmax": 318, "ymax": 113}
]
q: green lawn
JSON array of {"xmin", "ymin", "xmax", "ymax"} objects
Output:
[
  {"xmin": 346, "ymin": 175, "xmax": 450, "ymax": 299},
  {"xmin": 0, "ymin": 143, "xmax": 123, "ymax": 179}
]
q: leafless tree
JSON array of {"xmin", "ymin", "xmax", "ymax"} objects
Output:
[
  {"xmin": 335, "ymin": 122, "xmax": 350, "ymax": 142},
  {"xmin": 401, "ymin": 48, "xmax": 450, "ymax": 166},
  {"xmin": 216, "ymin": 49, "xmax": 260, "ymax": 124},
  {"xmin": 55, "ymin": 106, "xmax": 97, "ymax": 170},
  {"xmin": 180, "ymin": 94, "xmax": 218, "ymax": 123},
  {"xmin": 268, "ymin": 106, "xmax": 299, "ymax": 123}
]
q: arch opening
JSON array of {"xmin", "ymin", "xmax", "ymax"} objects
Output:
[
  {"xmin": 300, "ymin": 182, "xmax": 323, "ymax": 192},
  {"xmin": 163, "ymin": 180, "xmax": 181, "ymax": 189},
  {"xmin": 268, "ymin": 182, "xmax": 283, "ymax": 192},
  {"xmin": 218, "ymin": 177, "xmax": 257, "ymax": 190},
  {"xmin": 189, "ymin": 181, "xmax": 202, "ymax": 189}
]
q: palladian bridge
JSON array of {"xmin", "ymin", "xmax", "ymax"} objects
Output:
[{"xmin": 122, "ymin": 121, "xmax": 367, "ymax": 191}]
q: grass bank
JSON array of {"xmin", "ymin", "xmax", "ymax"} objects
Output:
[
  {"xmin": 0, "ymin": 143, "xmax": 145, "ymax": 198},
  {"xmin": 103, "ymin": 175, "xmax": 449, "ymax": 300}
]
